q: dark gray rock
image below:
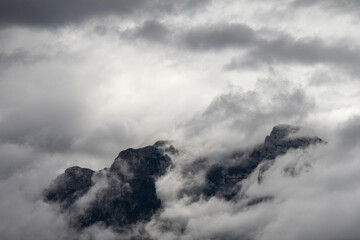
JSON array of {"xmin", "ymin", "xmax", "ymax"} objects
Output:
[
  {"xmin": 111, "ymin": 146, "xmax": 172, "ymax": 179},
  {"xmin": 203, "ymin": 125, "xmax": 324, "ymax": 200},
  {"xmin": 44, "ymin": 144, "xmax": 173, "ymax": 230},
  {"xmin": 44, "ymin": 166, "xmax": 94, "ymax": 209}
]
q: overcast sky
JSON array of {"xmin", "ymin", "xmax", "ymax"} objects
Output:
[{"xmin": 0, "ymin": 0, "xmax": 360, "ymax": 239}]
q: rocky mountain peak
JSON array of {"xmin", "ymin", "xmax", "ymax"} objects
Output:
[
  {"xmin": 43, "ymin": 125, "xmax": 324, "ymax": 232},
  {"xmin": 203, "ymin": 124, "xmax": 324, "ymax": 200},
  {"xmin": 44, "ymin": 166, "xmax": 94, "ymax": 209},
  {"xmin": 265, "ymin": 124, "xmax": 301, "ymax": 145},
  {"xmin": 110, "ymin": 145, "xmax": 171, "ymax": 180},
  {"xmin": 43, "ymin": 142, "xmax": 174, "ymax": 230}
]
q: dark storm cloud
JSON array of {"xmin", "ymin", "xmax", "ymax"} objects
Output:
[
  {"xmin": 170, "ymin": 22, "xmax": 360, "ymax": 72},
  {"xmin": 0, "ymin": 0, "xmax": 211, "ymax": 28},
  {"xmin": 123, "ymin": 20, "xmax": 170, "ymax": 43},
  {"xmin": 124, "ymin": 21, "xmax": 360, "ymax": 72},
  {"xmin": 0, "ymin": 0, "xmax": 146, "ymax": 27},
  {"xmin": 181, "ymin": 23, "xmax": 257, "ymax": 50}
]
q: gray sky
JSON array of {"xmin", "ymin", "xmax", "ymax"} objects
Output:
[{"xmin": 0, "ymin": 0, "xmax": 360, "ymax": 239}]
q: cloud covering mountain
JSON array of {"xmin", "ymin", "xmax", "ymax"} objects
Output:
[
  {"xmin": 41, "ymin": 125, "xmax": 324, "ymax": 238},
  {"xmin": 0, "ymin": 0, "xmax": 360, "ymax": 239}
]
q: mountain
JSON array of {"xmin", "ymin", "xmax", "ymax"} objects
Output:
[
  {"xmin": 43, "ymin": 125, "xmax": 324, "ymax": 232},
  {"xmin": 44, "ymin": 143, "xmax": 173, "ymax": 230},
  {"xmin": 202, "ymin": 124, "xmax": 323, "ymax": 200}
]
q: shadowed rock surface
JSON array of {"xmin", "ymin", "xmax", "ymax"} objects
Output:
[
  {"xmin": 44, "ymin": 144, "xmax": 173, "ymax": 230},
  {"xmin": 203, "ymin": 125, "xmax": 324, "ymax": 200},
  {"xmin": 44, "ymin": 166, "xmax": 95, "ymax": 209}
]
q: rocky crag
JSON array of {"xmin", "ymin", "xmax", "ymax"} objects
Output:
[
  {"xmin": 202, "ymin": 124, "xmax": 323, "ymax": 200},
  {"xmin": 44, "ymin": 142, "xmax": 174, "ymax": 230}
]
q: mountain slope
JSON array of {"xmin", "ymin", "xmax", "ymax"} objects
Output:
[{"xmin": 44, "ymin": 144, "xmax": 173, "ymax": 229}]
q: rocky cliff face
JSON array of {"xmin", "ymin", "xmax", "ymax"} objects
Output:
[
  {"xmin": 44, "ymin": 144, "xmax": 173, "ymax": 230},
  {"xmin": 43, "ymin": 125, "xmax": 323, "ymax": 232},
  {"xmin": 44, "ymin": 166, "xmax": 94, "ymax": 209},
  {"xmin": 203, "ymin": 125, "xmax": 324, "ymax": 200}
]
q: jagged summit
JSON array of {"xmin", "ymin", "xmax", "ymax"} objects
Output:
[
  {"xmin": 43, "ymin": 125, "xmax": 324, "ymax": 232},
  {"xmin": 44, "ymin": 143, "xmax": 173, "ymax": 230},
  {"xmin": 110, "ymin": 145, "xmax": 171, "ymax": 180},
  {"xmin": 265, "ymin": 124, "xmax": 301, "ymax": 145},
  {"xmin": 203, "ymin": 125, "xmax": 324, "ymax": 200},
  {"xmin": 44, "ymin": 166, "xmax": 94, "ymax": 209}
]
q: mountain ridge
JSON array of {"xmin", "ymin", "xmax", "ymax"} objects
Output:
[{"xmin": 43, "ymin": 124, "xmax": 324, "ymax": 232}]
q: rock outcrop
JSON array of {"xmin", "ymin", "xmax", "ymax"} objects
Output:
[
  {"xmin": 203, "ymin": 125, "xmax": 324, "ymax": 200},
  {"xmin": 44, "ymin": 143, "xmax": 173, "ymax": 230},
  {"xmin": 44, "ymin": 166, "xmax": 94, "ymax": 209}
]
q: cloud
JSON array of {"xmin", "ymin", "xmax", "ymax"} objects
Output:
[
  {"xmin": 0, "ymin": 0, "xmax": 146, "ymax": 28},
  {"xmin": 0, "ymin": 0, "xmax": 212, "ymax": 28},
  {"xmin": 292, "ymin": 0, "xmax": 360, "ymax": 16},
  {"xmin": 176, "ymin": 22, "xmax": 360, "ymax": 73},
  {"xmin": 0, "ymin": 161, "xmax": 75, "ymax": 240},
  {"xmin": 181, "ymin": 23, "xmax": 257, "ymax": 51},
  {"xmin": 151, "ymin": 0, "xmax": 212, "ymax": 15},
  {"xmin": 180, "ymin": 78, "xmax": 314, "ymax": 154},
  {"xmin": 122, "ymin": 20, "xmax": 171, "ymax": 43},
  {"xmin": 0, "ymin": 71, "xmax": 88, "ymax": 153},
  {"xmin": 0, "ymin": 144, "xmax": 41, "ymax": 179},
  {"xmin": 122, "ymin": 21, "xmax": 360, "ymax": 73},
  {"xmin": 336, "ymin": 116, "xmax": 360, "ymax": 156},
  {"xmin": 226, "ymin": 35, "xmax": 360, "ymax": 72},
  {"xmin": 0, "ymin": 27, "xmax": 181, "ymax": 177},
  {"xmin": 0, "ymin": 50, "xmax": 50, "ymax": 70},
  {"xmin": 253, "ymin": 126, "xmax": 360, "ymax": 240}
]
